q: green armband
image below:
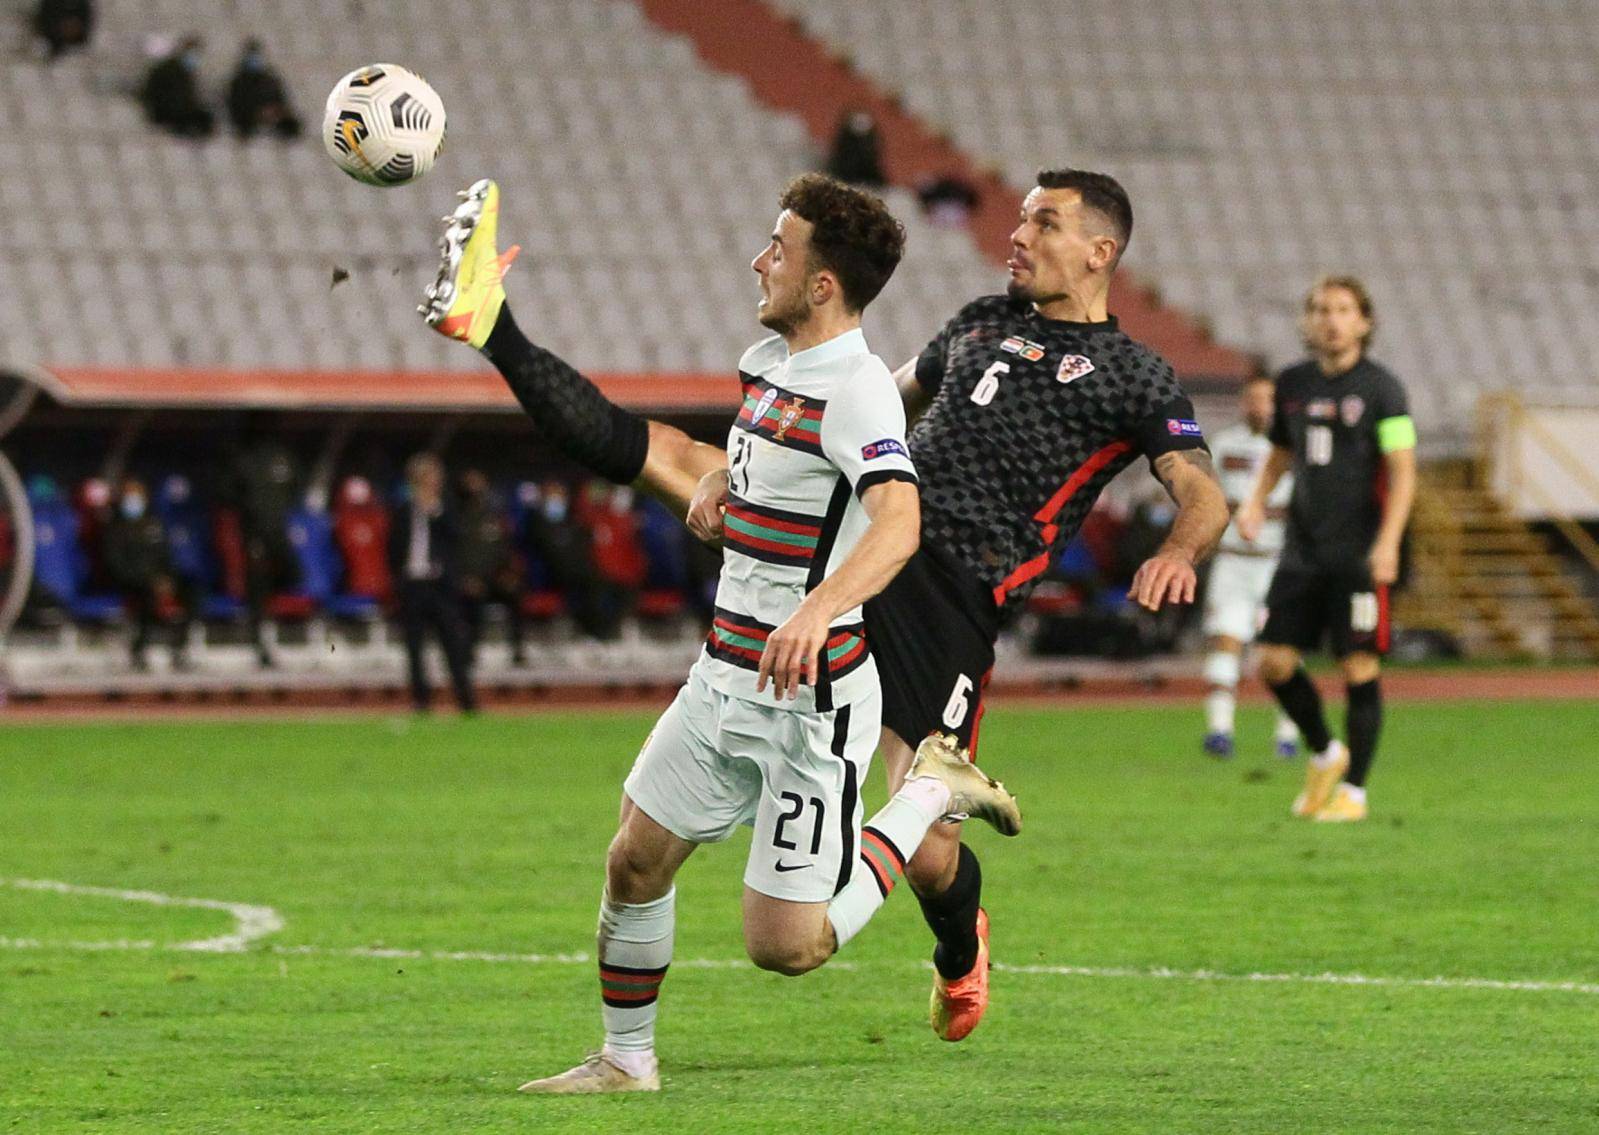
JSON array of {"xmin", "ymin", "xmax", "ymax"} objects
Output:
[{"xmin": 1376, "ymin": 415, "xmax": 1416, "ymax": 453}]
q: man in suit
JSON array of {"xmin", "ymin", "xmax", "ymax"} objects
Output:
[{"xmin": 388, "ymin": 453, "xmax": 476, "ymax": 714}]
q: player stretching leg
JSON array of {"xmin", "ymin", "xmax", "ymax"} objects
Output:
[
  {"xmin": 423, "ymin": 175, "xmax": 1020, "ymax": 1093},
  {"xmin": 1200, "ymin": 369, "xmax": 1300, "ymax": 759},
  {"xmin": 1237, "ymin": 277, "xmax": 1417, "ymax": 822},
  {"xmin": 429, "ymin": 169, "xmax": 1228, "ymax": 1041}
]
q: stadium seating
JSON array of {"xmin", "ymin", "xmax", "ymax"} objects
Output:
[
  {"xmin": 2, "ymin": 1, "xmax": 999, "ymax": 382},
  {"xmin": 770, "ymin": 0, "xmax": 1599, "ymax": 443}
]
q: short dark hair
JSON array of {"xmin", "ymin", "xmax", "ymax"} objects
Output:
[
  {"xmin": 1036, "ymin": 168, "xmax": 1133, "ymax": 260},
  {"xmin": 778, "ymin": 173, "xmax": 906, "ymax": 313}
]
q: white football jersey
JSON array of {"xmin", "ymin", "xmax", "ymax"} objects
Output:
[
  {"xmin": 698, "ymin": 329, "xmax": 918, "ymax": 713},
  {"xmin": 1212, "ymin": 423, "xmax": 1292, "ymax": 556}
]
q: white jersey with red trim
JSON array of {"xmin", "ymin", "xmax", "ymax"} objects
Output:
[
  {"xmin": 1212, "ymin": 423, "xmax": 1292, "ymax": 557},
  {"xmin": 697, "ymin": 328, "xmax": 918, "ymax": 713}
]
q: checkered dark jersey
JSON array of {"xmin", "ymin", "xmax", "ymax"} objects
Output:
[{"xmin": 912, "ymin": 294, "xmax": 1208, "ymax": 619}]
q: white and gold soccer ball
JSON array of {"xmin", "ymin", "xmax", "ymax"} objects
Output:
[{"xmin": 322, "ymin": 64, "xmax": 446, "ymax": 187}]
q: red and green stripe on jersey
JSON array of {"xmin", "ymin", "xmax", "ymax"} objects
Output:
[
  {"xmin": 723, "ymin": 494, "xmax": 824, "ymax": 568},
  {"xmin": 737, "ymin": 375, "xmax": 827, "ymax": 457},
  {"xmin": 706, "ymin": 606, "xmax": 870, "ymax": 681},
  {"xmin": 598, "ymin": 961, "xmax": 669, "ymax": 1008}
]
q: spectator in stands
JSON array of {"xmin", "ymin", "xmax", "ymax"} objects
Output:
[
  {"xmin": 455, "ymin": 468, "xmax": 528, "ymax": 666},
  {"xmin": 331, "ymin": 476, "xmax": 392, "ymax": 604},
  {"xmin": 226, "ymin": 38, "xmax": 302, "ymax": 140},
  {"xmin": 525, "ymin": 479, "xmax": 609, "ymax": 640},
  {"xmin": 33, "ymin": 0, "xmax": 93, "ymax": 59},
  {"xmin": 105, "ymin": 479, "xmax": 194, "ymax": 671},
  {"xmin": 140, "ymin": 35, "xmax": 215, "ymax": 139},
  {"xmin": 585, "ymin": 483, "xmax": 647, "ymax": 638},
  {"xmin": 73, "ymin": 476, "xmax": 114, "ymax": 593},
  {"xmin": 824, "ymin": 109, "xmax": 886, "ymax": 188},
  {"xmin": 227, "ymin": 433, "xmax": 301, "ymax": 667},
  {"xmin": 388, "ymin": 453, "xmax": 476, "ymax": 714},
  {"xmin": 917, "ymin": 172, "xmax": 980, "ymax": 228}
]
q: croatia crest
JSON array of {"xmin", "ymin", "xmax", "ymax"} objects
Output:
[
  {"xmin": 1341, "ymin": 395, "xmax": 1366, "ymax": 427},
  {"xmin": 1056, "ymin": 355, "xmax": 1095, "ymax": 384}
]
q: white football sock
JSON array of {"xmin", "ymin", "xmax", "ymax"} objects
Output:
[
  {"xmin": 1341, "ymin": 783, "xmax": 1367, "ymax": 805},
  {"xmin": 597, "ymin": 887, "xmax": 674, "ymax": 1076},
  {"xmin": 1275, "ymin": 714, "xmax": 1301, "ymax": 743},
  {"xmin": 1312, "ymin": 739, "xmax": 1347, "ymax": 769},
  {"xmin": 826, "ymin": 777, "xmax": 950, "ymax": 950},
  {"xmin": 1203, "ymin": 651, "xmax": 1240, "ymax": 734}
]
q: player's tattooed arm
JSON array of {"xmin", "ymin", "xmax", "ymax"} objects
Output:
[{"xmin": 1130, "ymin": 450, "xmax": 1229, "ymax": 611}]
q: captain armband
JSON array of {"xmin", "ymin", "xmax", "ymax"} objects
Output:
[{"xmin": 1376, "ymin": 415, "xmax": 1417, "ymax": 453}]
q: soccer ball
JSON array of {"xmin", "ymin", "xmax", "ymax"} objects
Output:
[{"xmin": 322, "ymin": 64, "xmax": 446, "ymax": 187}]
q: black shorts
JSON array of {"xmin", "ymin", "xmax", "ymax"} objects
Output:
[
  {"xmin": 864, "ymin": 542, "xmax": 1001, "ymax": 756},
  {"xmin": 1259, "ymin": 563, "xmax": 1392, "ymax": 658}
]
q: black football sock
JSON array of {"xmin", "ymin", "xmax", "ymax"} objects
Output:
[
  {"xmin": 1344, "ymin": 679, "xmax": 1382, "ymax": 787},
  {"xmin": 918, "ymin": 843, "xmax": 983, "ymax": 980},
  {"xmin": 1268, "ymin": 667, "xmax": 1334, "ymax": 754},
  {"xmin": 480, "ymin": 305, "xmax": 650, "ymax": 484}
]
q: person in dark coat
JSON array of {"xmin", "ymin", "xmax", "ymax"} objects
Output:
[
  {"xmin": 34, "ymin": 0, "xmax": 93, "ymax": 59},
  {"xmin": 824, "ymin": 109, "xmax": 886, "ymax": 188},
  {"xmin": 225, "ymin": 38, "xmax": 302, "ymax": 140},
  {"xmin": 227, "ymin": 433, "xmax": 301, "ymax": 667},
  {"xmin": 455, "ymin": 469, "xmax": 528, "ymax": 666},
  {"xmin": 388, "ymin": 453, "xmax": 476, "ymax": 713},
  {"xmin": 104, "ymin": 479, "xmax": 194, "ymax": 670},
  {"xmin": 140, "ymin": 36, "xmax": 215, "ymax": 138},
  {"xmin": 525, "ymin": 479, "xmax": 610, "ymax": 640}
]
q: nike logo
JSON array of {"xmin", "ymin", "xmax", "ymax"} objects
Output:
[{"xmin": 774, "ymin": 861, "xmax": 811, "ymax": 873}]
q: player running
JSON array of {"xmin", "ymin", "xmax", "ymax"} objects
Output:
[
  {"xmin": 1236, "ymin": 276, "xmax": 1417, "ymax": 823},
  {"xmin": 424, "ymin": 168, "xmax": 1229, "ymax": 1045},
  {"xmin": 422, "ymin": 174, "xmax": 1020, "ymax": 1093},
  {"xmin": 1199, "ymin": 370, "xmax": 1300, "ymax": 759}
]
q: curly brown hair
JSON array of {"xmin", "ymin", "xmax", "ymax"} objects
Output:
[{"xmin": 778, "ymin": 173, "xmax": 906, "ymax": 313}]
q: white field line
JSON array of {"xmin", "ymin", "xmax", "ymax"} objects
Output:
[
  {"xmin": 3, "ymin": 877, "xmax": 1595, "ymax": 996},
  {"xmin": 3, "ymin": 878, "xmax": 283, "ymax": 952}
]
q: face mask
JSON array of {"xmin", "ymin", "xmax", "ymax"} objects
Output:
[
  {"xmin": 181, "ymin": 50, "xmax": 200, "ymax": 70},
  {"xmin": 121, "ymin": 497, "xmax": 146, "ymax": 520},
  {"xmin": 543, "ymin": 497, "xmax": 568, "ymax": 522}
]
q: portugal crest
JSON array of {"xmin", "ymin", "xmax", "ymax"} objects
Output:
[{"xmin": 774, "ymin": 396, "xmax": 807, "ymax": 441}]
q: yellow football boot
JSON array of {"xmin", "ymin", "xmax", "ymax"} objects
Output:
[
  {"xmin": 1291, "ymin": 739, "xmax": 1348, "ymax": 818},
  {"xmin": 1313, "ymin": 784, "xmax": 1368, "ymax": 823},
  {"xmin": 420, "ymin": 178, "xmax": 521, "ymax": 350}
]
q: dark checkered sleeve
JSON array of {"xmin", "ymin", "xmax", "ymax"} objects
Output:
[{"xmin": 1127, "ymin": 355, "xmax": 1209, "ymax": 458}]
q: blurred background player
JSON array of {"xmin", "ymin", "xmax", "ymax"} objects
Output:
[
  {"xmin": 388, "ymin": 452, "xmax": 476, "ymax": 714},
  {"xmin": 1200, "ymin": 369, "xmax": 1299, "ymax": 759},
  {"xmin": 1238, "ymin": 276, "xmax": 1417, "ymax": 823}
]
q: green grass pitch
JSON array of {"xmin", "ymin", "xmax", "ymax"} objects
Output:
[{"xmin": 2, "ymin": 700, "xmax": 1596, "ymax": 1133}]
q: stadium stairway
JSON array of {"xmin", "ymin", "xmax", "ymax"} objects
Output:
[
  {"xmin": 1399, "ymin": 466, "xmax": 1599, "ymax": 661},
  {"xmin": 635, "ymin": 0, "xmax": 1250, "ymax": 383}
]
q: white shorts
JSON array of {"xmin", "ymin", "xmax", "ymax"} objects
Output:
[
  {"xmin": 1203, "ymin": 552, "xmax": 1279, "ymax": 644},
  {"xmin": 623, "ymin": 663, "xmax": 878, "ymax": 903}
]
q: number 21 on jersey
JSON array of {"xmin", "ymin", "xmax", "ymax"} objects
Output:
[{"xmin": 971, "ymin": 361, "xmax": 1009, "ymax": 407}]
